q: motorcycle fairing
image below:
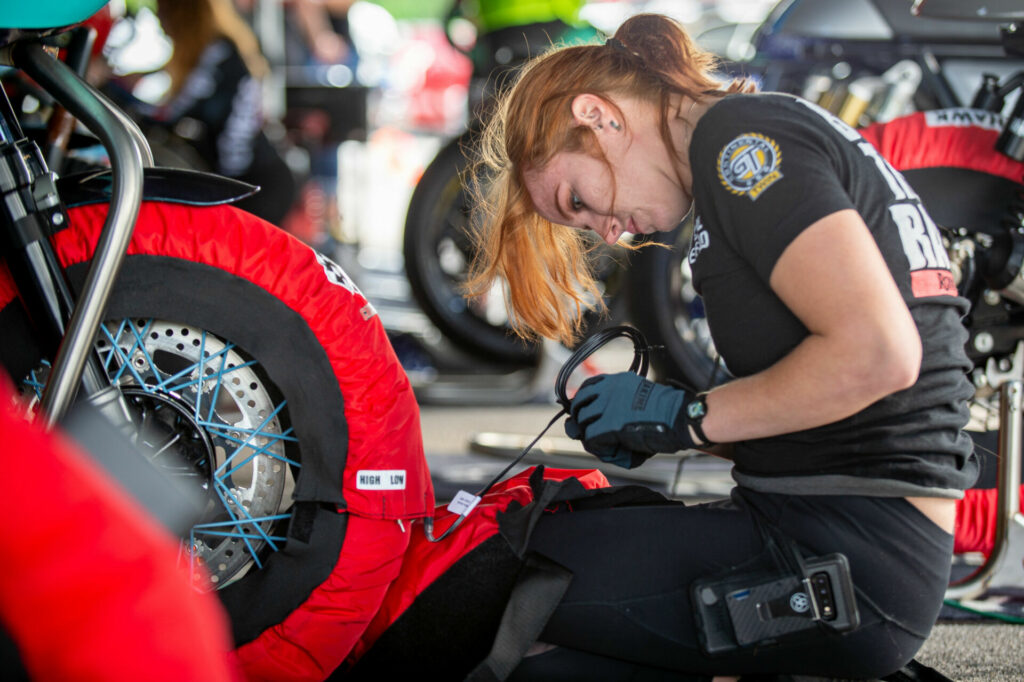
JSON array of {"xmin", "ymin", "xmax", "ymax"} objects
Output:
[{"xmin": 56, "ymin": 167, "xmax": 259, "ymax": 210}]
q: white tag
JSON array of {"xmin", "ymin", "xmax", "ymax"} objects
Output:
[
  {"xmin": 356, "ymin": 470, "xmax": 407, "ymax": 490},
  {"xmin": 447, "ymin": 490, "xmax": 482, "ymax": 516}
]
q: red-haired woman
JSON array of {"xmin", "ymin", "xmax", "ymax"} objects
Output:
[{"xmin": 466, "ymin": 12, "xmax": 977, "ymax": 681}]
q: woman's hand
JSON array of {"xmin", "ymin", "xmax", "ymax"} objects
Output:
[{"xmin": 565, "ymin": 372, "xmax": 701, "ymax": 468}]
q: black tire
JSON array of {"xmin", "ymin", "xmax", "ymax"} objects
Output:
[
  {"xmin": 0, "ymin": 202, "xmax": 352, "ymax": 641},
  {"xmin": 627, "ymin": 218, "xmax": 731, "ymax": 390},
  {"xmin": 402, "ymin": 133, "xmax": 540, "ymax": 365}
]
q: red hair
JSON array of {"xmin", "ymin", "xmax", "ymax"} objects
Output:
[{"xmin": 465, "ymin": 13, "xmax": 749, "ymax": 345}]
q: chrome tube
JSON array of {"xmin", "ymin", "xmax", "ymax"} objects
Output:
[
  {"xmin": 12, "ymin": 42, "xmax": 146, "ymax": 426},
  {"xmin": 91, "ymin": 86, "xmax": 154, "ymax": 167},
  {"xmin": 945, "ymin": 379, "xmax": 1024, "ymax": 600}
]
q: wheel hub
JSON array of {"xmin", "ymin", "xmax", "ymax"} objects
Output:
[{"xmin": 120, "ymin": 385, "xmax": 216, "ymax": 492}]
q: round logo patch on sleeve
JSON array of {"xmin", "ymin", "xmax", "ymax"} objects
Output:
[{"xmin": 717, "ymin": 133, "xmax": 783, "ymax": 201}]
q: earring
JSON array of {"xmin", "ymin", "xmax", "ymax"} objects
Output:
[{"xmin": 609, "ymin": 120, "xmax": 621, "ymax": 131}]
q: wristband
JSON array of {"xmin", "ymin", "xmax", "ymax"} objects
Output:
[{"xmin": 683, "ymin": 392, "xmax": 714, "ymax": 446}]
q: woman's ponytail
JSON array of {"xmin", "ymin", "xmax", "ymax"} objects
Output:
[{"xmin": 610, "ymin": 13, "xmax": 747, "ymax": 101}]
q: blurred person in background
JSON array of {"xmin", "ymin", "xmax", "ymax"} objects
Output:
[
  {"xmin": 278, "ymin": 0, "xmax": 359, "ymax": 248},
  {"xmin": 120, "ymin": 0, "xmax": 298, "ymax": 226},
  {"xmin": 288, "ymin": 0, "xmax": 358, "ymax": 69}
]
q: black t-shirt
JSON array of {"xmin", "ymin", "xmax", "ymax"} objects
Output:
[{"xmin": 688, "ymin": 93, "xmax": 978, "ymax": 498}]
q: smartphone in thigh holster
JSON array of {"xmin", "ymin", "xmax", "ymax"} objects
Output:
[{"xmin": 692, "ymin": 551, "xmax": 860, "ymax": 655}]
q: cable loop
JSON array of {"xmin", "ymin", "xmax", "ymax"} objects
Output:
[
  {"xmin": 554, "ymin": 325, "xmax": 650, "ymax": 410},
  {"xmin": 424, "ymin": 325, "xmax": 650, "ymax": 543}
]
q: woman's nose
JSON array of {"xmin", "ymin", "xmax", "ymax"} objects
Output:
[{"xmin": 598, "ymin": 218, "xmax": 622, "ymax": 245}]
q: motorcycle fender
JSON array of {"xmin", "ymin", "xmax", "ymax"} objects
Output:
[{"xmin": 56, "ymin": 167, "xmax": 259, "ymax": 209}]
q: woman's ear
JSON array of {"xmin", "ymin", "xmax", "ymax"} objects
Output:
[{"xmin": 571, "ymin": 93, "xmax": 612, "ymax": 131}]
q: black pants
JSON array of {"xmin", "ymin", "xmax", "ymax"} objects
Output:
[{"xmin": 510, "ymin": 488, "xmax": 954, "ymax": 681}]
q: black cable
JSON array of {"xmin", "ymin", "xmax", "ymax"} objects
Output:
[
  {"xmin": 423, "ymin": 409, "xmax": 566, "ymax": 542},
  {"xmin": 554, "ymin": 325, "xmax": 650, "ymax": 410},
  {"xmin": 423, "ymin": 325, "xmax": 651, "ymax": 542}
]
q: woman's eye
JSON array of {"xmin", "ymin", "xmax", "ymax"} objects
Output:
[{"xmin": 569, "ymin": 192, "xmax": 583, "ymax": 211}]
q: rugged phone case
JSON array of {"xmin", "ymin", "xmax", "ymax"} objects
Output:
[{"xmin": 690, "ymin": 553, "xmax": 859, "ymax": 655}]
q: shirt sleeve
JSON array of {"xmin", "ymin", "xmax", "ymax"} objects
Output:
[{"xmin": 692, "ymin": 98, "xmax": 858, "ymax": 283}]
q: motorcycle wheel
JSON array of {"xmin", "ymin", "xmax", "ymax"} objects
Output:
[
  {"xmin": 0, "ymin": 201, "xmax": 356, "ymax": 629},
  {"xmin": 402, "ymin": 133, "xmax": 540, "ymax": 365},
  {"xmin": 627, "ymin": 218, "xmax": 731, "ymax": 389}
]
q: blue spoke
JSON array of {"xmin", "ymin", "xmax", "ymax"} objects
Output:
[
  {"xmin": 155, "ymin": 342, "xmax": 241, "ymax": 393},
  {"xmin": 125, "ymin": 322, "xmax": 163, "ymax": 384},
  {"xmin": 212, "ymin": 478, "xmax": 279, "ymax": 558},
  {"xmin": 210, "ymin": 487, "xmax": 262, "ymax": 569},
  {"xmin": 165, "ymin": 358, "xmax": 257, "ymax": 395},
  {"xmin": 204, "ymin": 424, "xmax": 300, "ymax": 470},
  {"xmin": 221, "ymin": 434, "xmax": 299, "ymax": 479},
  {"xmin": 24, "ymin": 361, "xmax": 49, "ymax": 400},
  {"xmin": 98, "ymin": 319, "xmax": 133, "ymax": 374},
  {"xmin": 101, "ymin": 319, "xmax": 156, "ymax": 386},
  {"xmin": 153, "ymin": 346, "xmax": 249, "ymax": 394},
  {"xmin": 191, "ymin": 529, "xmax": 289, "ymax": 542},
  {"xmin": 193, "ymin": 514, "xmax": 291, "ymax": 529},
  {"xmin": 194, "ymin": 330, "xmax": 209, "ymax": 418},
  {"xmin": 203, "ymin": 422, "xmax": 299, "ymax": 445},
  {"xmin": 214, "ymin": 479, "xmax": 280, "ymax": 551},
  {"xmin": 189, "ymin": 528, "xmax": 198, "ymax": 582},
  {"xmin": 192, "ymin": 514, "xmax": 290, "ymax": 542},
  {"xmin": 213, "ymin": 399, "xmax": 291, "ymax": 477}
]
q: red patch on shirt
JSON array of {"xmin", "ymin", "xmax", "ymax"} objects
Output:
[{"xmin": 911, "ymin": 269, "xmax": 958, "ymax": 298}]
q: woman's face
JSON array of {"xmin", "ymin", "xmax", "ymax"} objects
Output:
[{"xmin": 522, "ymin": 95, "xmax": 691, "ymax": 245}]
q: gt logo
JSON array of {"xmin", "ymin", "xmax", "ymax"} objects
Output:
[{"xmin": 717, "ymin": 133, "xmax": 783, "ymax": 200}]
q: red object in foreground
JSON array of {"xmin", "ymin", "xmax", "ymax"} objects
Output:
[{"xmin": 0, "ymin": 375, "xmax": 237, "ymax": 681}]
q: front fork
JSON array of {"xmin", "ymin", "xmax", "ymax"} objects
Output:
[
  {"xmin": 0, "ymin": 41, "xmax": 151, "ymax": 428},
  {"xmin": 946, "ymin": 342, "xmax": 1024, "ymax": 602}
]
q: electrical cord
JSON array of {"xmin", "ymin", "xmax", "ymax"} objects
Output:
[
  {"xmin": 423, "ymin": 325, "xmax": 651, "ymax": 542},
  {"xmin": 553, "ymin": 324, "xmax": 650, "ymax": 410}
]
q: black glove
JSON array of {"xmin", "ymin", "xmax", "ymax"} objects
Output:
[{"xmin": 564, "ymin": 372, "xmax": 705, "ymax": 469}]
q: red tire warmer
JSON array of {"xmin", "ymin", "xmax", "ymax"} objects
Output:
[
  {"xmin": 39, "ymin": 200, "xmax": 434, "ymax": 521},
  {"xmin": 862, "ymin": 108, "xmax": 1024, "ymax": 555},
  {"xmin": 0, "ymin": 200, "xmax": 435, "ymax": 678},
  {"xmin": 860, "ymin": 107, "xmax": 1024, "ymax": 181}
]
